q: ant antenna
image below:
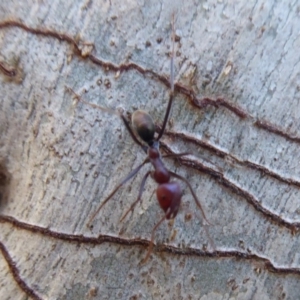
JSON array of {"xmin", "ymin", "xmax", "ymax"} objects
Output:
[
  {"xmin": 170, "ymin": 12, "xmax": 175, "ymax": 93},
  {"xmin": 65, "ymin": 86, "xmax": 118, "ymax": 116},
  {"xmin": 156, "ymin": 13, "xmax": 176, "ymax": 141}
]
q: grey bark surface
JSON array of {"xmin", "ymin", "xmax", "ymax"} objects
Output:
[{"xmin": 0, "ymin": 1, "xmax": 300, "ymax": 299}]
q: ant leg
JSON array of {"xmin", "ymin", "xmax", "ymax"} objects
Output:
[
  {"xmin": 156, "ymin": 14, "xmax": 176, "ymax": 141},
  {"xmin": 169, "ymin": 171, "xmax": 210, "ymax": 225},
  {"xmin": 141, "ymin": 215, "xmax": 166, "ymax": 264},
  {"xmin": 120, "ymin": 114, "xmax": 147, "ymax": 153},
  {"xmin": 87, "ymin": 158, "xmax": 149, "ymax": 227},
  {"xmin": 169, "ymin": 171, "xmax": 216, "ymax": 251},
  {"xmin": 119, "ymin": 171, "xmax": 151, "ymax": 222}
]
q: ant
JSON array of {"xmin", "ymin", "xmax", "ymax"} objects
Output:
[{"xmin": 80, "ymin": 15, "xmax": 212, "ymax": 262}]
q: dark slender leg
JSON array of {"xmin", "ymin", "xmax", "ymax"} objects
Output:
[
  {"xmin": 119, "ymin": 171, "xmax": 151, "ymax": 222},
  {"xmin": 170, "ymin": 171, "xmax": 216, "ymax": 251},
  {"xmin": 156, "ymin": 14, "xmax": 176, "ymax": 141},
  {"xmin": 87, "ymin": 159, "xmax": 149, "ymax": 227},
  {"xmin": 169, "ymin": 171, "xmax": 210, "ymax": 225},
  {"xmin": 120, "ymin": 114, "xmax": 147, "ymax": 153},
  {"xmin": 141, "ymin": 215, "xmax": 166, "ymax": 264}
]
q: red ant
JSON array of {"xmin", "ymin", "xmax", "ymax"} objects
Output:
[{"xmin": 84, "ymin": 15, "xmax": 212, "ymax": 262}]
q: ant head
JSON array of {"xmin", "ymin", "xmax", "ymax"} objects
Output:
[{"xmin": 132, "ymin": 110, "xmax": 155, "ymax": 144}]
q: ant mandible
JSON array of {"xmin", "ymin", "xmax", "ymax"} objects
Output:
[{"xmin": 86, "ymin": 15, "xmax": 212, "ymax": 262}]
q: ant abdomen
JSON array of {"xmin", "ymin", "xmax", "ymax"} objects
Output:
[
  {"xmin": 156, "ymin": 182, "xmax": 182, "ymax": 219},
  {"xmin": 132, "ymin": 110, "xmax": 155, "ymax": 143}
]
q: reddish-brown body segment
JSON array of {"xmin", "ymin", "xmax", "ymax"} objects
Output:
[
  {"xmin": 148, "ymin": 147, "xmax": 171, "ymax": 184},
  {"xmin": 156, "ymin": 182, "xmax": 181, "ymax": 219}
]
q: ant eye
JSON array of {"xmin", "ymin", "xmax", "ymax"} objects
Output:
[{"xmin": 132, "ymin": 110, "xmax": 155, "ymax": 143}]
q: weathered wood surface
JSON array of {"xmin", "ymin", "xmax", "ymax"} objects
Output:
[{"xmin": 1, "ymin": 1, "xmax": 300, "ymax": 299}]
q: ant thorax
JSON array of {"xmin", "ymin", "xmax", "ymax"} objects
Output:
[
  {"xmin": 147, "ymin": 141, "xmax": 160, "ymax": 158},
  {"xmin": 148, "ymin": 143, "xmax": 171, "ymax": 184}
]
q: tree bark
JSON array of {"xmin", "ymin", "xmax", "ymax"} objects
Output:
[{"xmin": 1, "ymin": 1, "xmax": 300, "ymax": 299}]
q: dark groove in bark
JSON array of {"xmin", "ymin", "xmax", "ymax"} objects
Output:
[
  {"xmin": 1, "ymin": 20, "xmax": 300, "ymax": 145},
  {"xmin": 1, "ymin": 215, "xmax": 300, "ymax": 277},
  {"xmin": 161, "ymin": 128, "xmax": 300, "ymax": 189},
  {"xmin": 0, "ymin": 60, "xmax": 16, "ymax": 77},
  {"xmin": 160, "ymin": 142, "xmax": 300, "ymax": 233},
  {"xmin": 0, "ymin": 241, "xmax": 43, "ymax": 300}
]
